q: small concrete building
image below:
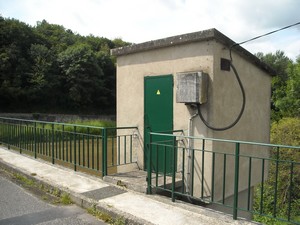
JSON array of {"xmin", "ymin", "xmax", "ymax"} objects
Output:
[{"xmin": 111, "ymin": 28, "xmax": 274, "ymax": 217}]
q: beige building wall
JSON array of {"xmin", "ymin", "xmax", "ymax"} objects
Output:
[
  {"xmin": 113, "ymin": 29, "xmax": 272, "ymax": 204},
  {"xmin": 116, "ymin": 41, "xmax": 214, "ymax": 170},
  {"xmin": 208, "ymin": 41, "xmax": 271, "ymax": 200}
]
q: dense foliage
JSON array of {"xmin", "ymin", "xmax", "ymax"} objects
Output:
[
  {"xmin": 253, "ymin": 118, "xmax": 300, "ymax": 224},
  {"xmin": 254, "ymin": 52, "xmax": 299, "ymax": 224},
  {"xmin": 256, "ymin": 51, "xmax": 300, "ymax": 120},
  {"xmin": 0, "ymin": 16, "xmax": 130, "ymax": 114}
]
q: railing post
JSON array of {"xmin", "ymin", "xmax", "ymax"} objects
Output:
[
  {"xmin": 51, "ymin": 124, "xmax": 54, "ymax": 164},
  {"xmin": 0, "ymin": 119, "xmax": 2, "ymax": 145},
  {"xmin": 74, "ymin": 126, "xmax": 77, "ymax": 171},
  {"xmin": 34, "ymin": 122, "xmax": 37, "ymax": 158},
  {"xmin": 287, "ymin": 162, "xmax": 294, "ymax": 221},
  {"xmin": 0, "ymin": 120, "xmax": 2, "ymax": 145},
  {"xmin": 87, "ymin": 127, "xmax": 90, "ymax": 168},
  {"xmin": 172, "ymin": 137, "xmax": 176, "ymax": 202},
  {"xmin": 62, "ymin": 125, "xmax": 65, "ymax": 161},
  {"xmin": 18, "ymin": 123, "xmax": 21, "ymax": 153},
  {"xmin": 102, "ymin": 128, "xmax": 107, "ymax": 176},
  {"xmin": 273, "ymin": 147, "xmax": 279, "ymax": 217},
  {"xmin": 191, "ymin": 146, "xmax": 195, "ymax": 196},
  {"xmin": 233, "ymin": 142, "xmax": 240, "ymax": 220},
  {"xmin": 147, "ymin": 132, "xmax": 152, "ymax": 194},
  {"xmin": 8, "ymin": 122, "xmax": 10, "ymax": 150},
  {"xmin": 211, "ymin": 152, "xmax": 215, "ymax": 202}
]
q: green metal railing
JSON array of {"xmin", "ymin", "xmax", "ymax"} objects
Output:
[
  {"xmin": 147, "ymin": 131, "xmax": 300, "ymax": 224},
  {"xmin": 0, "ymin": 117, "xmax": 137, "ymax": 177}
]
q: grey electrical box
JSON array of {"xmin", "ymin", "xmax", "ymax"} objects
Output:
[{"xmin": 176, "ymin": 72, "xmax": 208, "ymax": 104}]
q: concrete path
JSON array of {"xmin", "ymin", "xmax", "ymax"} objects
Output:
[{"xmin": 0, "ymin": 146, "xmax": 257, "ymax": 225}]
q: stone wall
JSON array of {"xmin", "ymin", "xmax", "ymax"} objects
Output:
[{"xmin": 0, "ymin": 113, "xmax": 115, "ymax": 122}]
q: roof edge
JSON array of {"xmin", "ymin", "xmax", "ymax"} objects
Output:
[{"xmin": 111, "ymin": 28, "xmax": 275, "ymax": 75}]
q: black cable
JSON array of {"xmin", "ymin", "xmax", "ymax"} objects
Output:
[
  {"xmin": 232, "ymin": 21, "xmax": 300, "ymax": 48},
  {"xmin": 230, "ymin": 21, "xmax": 300, "ymax": 60},
  {"xmin": 198, "ymin": 21, "xmax": 300, "ymax": 131},
  {"xmin": 197, "ymin": 62, "xmax": 246, "ymax": 131}
]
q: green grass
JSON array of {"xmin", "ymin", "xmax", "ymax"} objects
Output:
[
  {"xmin": 70, "ymin": 119, "xmax": 116, "ymax": 128},
  {"xmin": 36, "ymin": 119, "xmax": 116, "ymax": 136},
  {"xmin": 12, "ymin": 172, "xmax": 73, "ymax": 205},
  {"xmin": 87, "ymin": 205, "xmax": 125, "ymax": 225},
  {"xmin": 14, "ymin": 173, "xmax": 35, "ymax": 186},
  {"xmin": 59, "ymin": 193, "xmax": 72, "ymax": 205}
]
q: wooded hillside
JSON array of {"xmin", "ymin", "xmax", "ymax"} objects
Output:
[
  {"xmin": 0, "ymin": 16, "xmax": 129, "ymax": 114},
  {"xmin": 0, "ymin": 16, "xmax": 299, "ymax": 119}
]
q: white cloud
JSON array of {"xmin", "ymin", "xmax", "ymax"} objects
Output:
[{"xmin": 1, "ymin": 0, "xmax": 300, "ymax": 60}]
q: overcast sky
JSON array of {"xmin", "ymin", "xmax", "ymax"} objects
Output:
[{"xmin": 1, "ymin": 0, "xmax": 300, "ymax": 60}]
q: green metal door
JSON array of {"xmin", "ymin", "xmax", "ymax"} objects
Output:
[{"xmin": 144, "ymin": 75, "xmax": 173, "ymax": 173}]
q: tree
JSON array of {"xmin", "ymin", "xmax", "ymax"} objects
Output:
[
  {"xmin": 112, "ymin": 38, "xmax": 131, "ymax": 48},
  {"xmin": 58, "ymin": 43, "xmax": 105, "ymax": 112},
  {"xmin": 256, "ymin": 51, "xmax": 299, "ymax": 120},
  {"xmin": 0, "ymin": 16, "xmax": 129, "ymax": 113},
  {"xmin": 0, "ymin": 17, "xmax": 37, "ymax": 111},
  {"xmin": 281, "ymin": 57, "xmax": 300, "ymax": 117},
  {"xmin": 35, "ymin": 20, "xmax": 77, "ymax": 52},
  {"xmin": 29, "ymin": 44, "xmax": 52, "ymax": 89},
  {"xmin": 95, "ymin": 51, "xmax": 116, "ymax": 108},
  {"xmin": 26, "ymin": 43, "xmax": 65, "ymax": 111},
  {"xmin": 253, "ymin": 52, "xmax": 299, "ymax": 224}
]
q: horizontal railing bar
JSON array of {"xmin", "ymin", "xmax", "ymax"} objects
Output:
[
  {"xmin": 105, "ymin": 126, "xmax": 138, "ymax": 130},
  {"xmin": 112, "ymin": 134, "xmax": 134, "ymax": 138},
  {"xmin": 151, "ymin": 141, "xmax": 300, "ymax": 166},
  {"xmin": 152, "ymin": 129, "xmax": 184, "ymax": 133},
  {"xmin": 150, "ymin": 132, "xmax": 300, "ymax": 150},
  {"xmin": 0, "ymin": 117, "xmax": 137, "ymax": 131},
  {"xmin": 0, "ymin": 117, "xmax": 104, "ymax": 129},
  {"xmin": 151, "ymin": 144, "xmax": 237, "ymax": 157}
]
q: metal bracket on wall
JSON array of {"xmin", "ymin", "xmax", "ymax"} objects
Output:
[{"xmin": 220, "ymin": 58, "xmax": 231, "ymax": 71}]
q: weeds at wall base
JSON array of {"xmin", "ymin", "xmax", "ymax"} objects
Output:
[
  {"xmin": 87, "ymin": 205, "xmax": 125, "ymax": 225},
  {"xmin": 7, "ymin": 170, "xmax": 73, "ymax": 205}
]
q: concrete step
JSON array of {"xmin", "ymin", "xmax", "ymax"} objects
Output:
[{"xmin": 104, "ymin": 170, "xmax": 183, "ymax": 194}]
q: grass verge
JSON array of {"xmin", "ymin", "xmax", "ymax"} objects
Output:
[
  {"xmin": 8, "ymin": 170, "xmax": 73, "ymax": 205},
  {"xmin": 87, "ymin": 205, "xmax": 125, "ymax": 225}
]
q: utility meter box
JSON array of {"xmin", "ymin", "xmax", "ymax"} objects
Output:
[{"xmin": 176, "ymin": 72, "xmax": 208, "ymax": 104}]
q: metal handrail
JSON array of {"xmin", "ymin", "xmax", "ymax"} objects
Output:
[
  {"xmin": 150, "ymin": 131, "xmax": 300, "ymax": 150},
  {"xmin": 0, "ymin": 117, "xmax": 138, "ymax": 177},
  {"xmin": 147, "ymin": 131, "xmax": 300, "ymax": 224}
]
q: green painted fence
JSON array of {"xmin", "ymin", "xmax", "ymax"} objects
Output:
[
  {"xmin": 147, "ymin": 131, "xmax": 300, "ymax": 224},
  {"xmin": 0, "ymin": 117, "xmax": 137, "ymax": 177},
  {"xmin": 2, "ymin": 116, "xmax": 299, "ymax": 224}
]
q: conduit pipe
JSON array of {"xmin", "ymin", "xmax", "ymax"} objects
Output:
[{"xmin": 186, "ymin": 108, "xmax": 198, "ymax": 194}]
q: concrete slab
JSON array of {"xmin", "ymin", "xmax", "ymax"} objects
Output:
[
  {"xmin": 98, "ymin": 192, "xmax": 252, "ymax": 225},
  {"xmin": 82, "ymin": 186, "xmax": 127, "ymax": 201},
  {"xmin": 99, "ymin": 192, "xmax": 201, "ymax": 225},
  {"xmin": 104, "ymin": 170, "xmax": 148, "ymax": 193},
  {"xmin": 0, "ymin": 148, "xmax": 108, "ymax": 193},
  {"xmin": 104, "ymin": 170, "xmax": 182, "ymax": 194}
]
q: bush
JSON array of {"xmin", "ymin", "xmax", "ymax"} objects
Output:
[
  {"xmin": 253, "ymin": 117, "xmax": 300, "ymax": 224},
  {"xmin": 271, "ymin": 117, "xmax": 300, "ymax": 146}
]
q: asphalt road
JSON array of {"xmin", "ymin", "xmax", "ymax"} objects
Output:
[{"xmin": 0, "ymin": 170, "xmax": 107, "ymax": 225}]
